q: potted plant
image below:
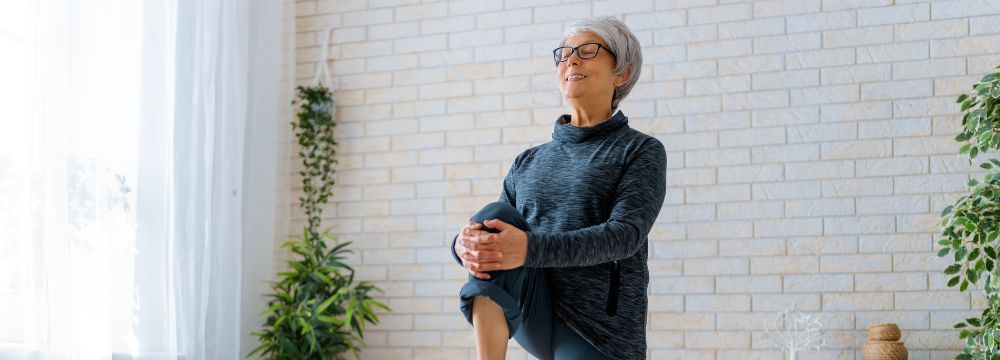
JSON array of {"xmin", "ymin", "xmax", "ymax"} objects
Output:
[
  {"xmin": 249, "ymin": 84, "xmax": 390, "ymax": 359},
  {"xmin": 937, "ymin": 64, "xmax": 1000, "ymax": 359}
]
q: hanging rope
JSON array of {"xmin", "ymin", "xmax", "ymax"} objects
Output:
[{"xmin": 311, "ymin": 21, "xmax": 336, "ymax": 89}]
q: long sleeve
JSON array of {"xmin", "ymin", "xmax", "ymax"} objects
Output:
[
  {"xmin": 524, "ymin": 138, "xmax": 666, "ymax": 268},
  {"xmin": 450, "ymin": 156, "xmax": 520, "ymax": 267}
]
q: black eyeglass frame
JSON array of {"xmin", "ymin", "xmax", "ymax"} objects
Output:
[{"xmin": 552, "ymin": 42, "xmax": 617, "ymax": 64}]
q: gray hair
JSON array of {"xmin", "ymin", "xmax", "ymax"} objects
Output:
[{"xmin": 558, "ymin": 15, "xmax": 643, "ymax": 111}]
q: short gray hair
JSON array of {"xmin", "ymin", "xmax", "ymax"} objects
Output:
[{"xmin": 558, "ymin": 15, "xmax": 643, "ymax": 111}]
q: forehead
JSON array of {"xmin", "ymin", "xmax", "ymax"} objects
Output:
[{"xmin": 563, "ymin": 31, "xmax": 607, "ymax": 47}]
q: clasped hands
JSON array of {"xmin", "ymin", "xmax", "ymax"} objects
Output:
[{"xmin": 454, "ymin": 219, "xmax": 528, "ymax": 280}]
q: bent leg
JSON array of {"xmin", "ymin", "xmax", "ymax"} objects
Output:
[
  {"xmin": 552, "ymin": 315, "xmax": 614, "ymax": 360},
  {"xmin": 459, "ymin": 201, "xmax": 554, "ymax": 360},
  {"xmin": 473, "ymin": 295, "xmax": 508, "ymax": 359}
]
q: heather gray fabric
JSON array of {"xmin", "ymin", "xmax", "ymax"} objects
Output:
[{"xmin": 450, "ymin": 109, "xmax": 667, "ymax": 359}]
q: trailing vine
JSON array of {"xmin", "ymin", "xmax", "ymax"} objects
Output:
[{"xmin": 250, "ymin": 84, "xmax": 389, "ymax": 360}]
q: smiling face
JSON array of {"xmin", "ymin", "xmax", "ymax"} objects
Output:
[{"xmin": 556, "ymin": 31, "xmax": 625, "ymax": 109}]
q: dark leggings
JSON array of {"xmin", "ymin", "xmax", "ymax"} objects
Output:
[{"xmin": 458, "ymin": 201, "xmax": 613, "ymax": 360}]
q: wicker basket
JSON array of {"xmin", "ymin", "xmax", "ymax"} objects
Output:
[
  {"xmin": 861, "ymin": 340, "xmax": 907, "ymax": 360},
  {"xmin": 868, "ymin": 323, "xmax": 901, "ymax": 341}
]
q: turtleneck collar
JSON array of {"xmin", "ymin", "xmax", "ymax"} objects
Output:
[{"xmin": 552, "ymin": 109, "xmax": 628, "ymax": 143}]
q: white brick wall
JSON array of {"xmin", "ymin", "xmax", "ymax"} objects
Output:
[{"xmin": 287, "ymin": 0, "xmax": 1000, "ymax": 358}]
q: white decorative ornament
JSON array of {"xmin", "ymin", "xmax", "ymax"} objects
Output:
[{"xmin": 763, "ymin": 304, "xmax": 827, "ymax": 360}]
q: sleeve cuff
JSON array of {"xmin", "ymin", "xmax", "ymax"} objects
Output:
[
  {"xmin": 524, "ymin": 231, "xmax": 540, "ymax": 268},
  {"xmin": 450, "ymin": 233, "xmax": 463, "ymax": 266}
]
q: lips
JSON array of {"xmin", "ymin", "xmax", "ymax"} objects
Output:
[{"xmin": 566, "ymin": 74, "xmax": 588, "ymax": 81}]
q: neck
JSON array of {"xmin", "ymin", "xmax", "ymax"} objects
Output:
[{"xmin": 568, "ymin": 103, "xmax": 613, "ymax": 127}]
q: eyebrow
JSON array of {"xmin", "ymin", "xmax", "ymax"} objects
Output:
[{"xmin": 563, "ymin": 41, "xmax": 604, "ymax": 47}]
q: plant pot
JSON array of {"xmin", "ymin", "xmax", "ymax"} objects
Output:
[
  {"xmin": 861, "ymin": 340, "xmax": 908, "ymax": 360},
  {"xmin": 868, "ymin": 323, "xmax": 901, "ymax": 341}
]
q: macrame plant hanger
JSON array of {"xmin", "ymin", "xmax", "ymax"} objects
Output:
[{"xmin": 311, "ymin": 21, "xmax": 337, "ymax": 119}]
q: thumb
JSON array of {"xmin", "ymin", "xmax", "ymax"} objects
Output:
[{"xmin": 485, "ymin": 218, "xmax": 509, "ymax": 231}]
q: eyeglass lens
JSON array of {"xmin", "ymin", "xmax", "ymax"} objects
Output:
[{"xmin": 555, "ymin": 43, "xmax": 601, "ymax": 62}]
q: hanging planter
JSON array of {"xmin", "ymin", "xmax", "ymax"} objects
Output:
[{"xmin": 249, "ymin": 23, "xmax": 390, "ymax": 359}]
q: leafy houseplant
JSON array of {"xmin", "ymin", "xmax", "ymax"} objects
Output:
[
  {"xmin": 249, "ymin": 84, "xmax": 390, "ymax": 359},
  {"xmin": 937, "ymin": 65, "xmax": 1000, "ymax": 360}
]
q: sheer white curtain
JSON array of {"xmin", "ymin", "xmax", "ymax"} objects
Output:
[{"xmin": 0, "ymin": 0, "xmax": 282, "ymax": 358}]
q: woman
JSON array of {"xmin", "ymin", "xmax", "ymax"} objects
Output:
[{"xmin": 449, "ymin": 15, "xmax": 666, "ymax": 360}]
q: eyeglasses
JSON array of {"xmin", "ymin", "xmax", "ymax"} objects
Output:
[{"xmin": 552, "ymin": 42, "xmax": 616, "ymax": 64}]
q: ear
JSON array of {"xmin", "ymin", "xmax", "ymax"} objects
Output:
[{"xmin": 614, "ymin": 64, "xmax": 632, "ymax": 88}]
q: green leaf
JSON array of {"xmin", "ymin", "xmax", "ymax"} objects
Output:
[
  {"xmin": 941, "ymin": 205, "xmax": 954, "ymax": 217},
  {"xmin": 958, "ymin": 93, "xmax": 969, "ymax": 103},
  {"xmin": 968, "ymin": 317, "xmax": 983, "ymax": 327},
  {"xmin": 961, "ymin": 143, "xmax": 973, "ymax": 154},
  {"xmin": 946, "ymin": 264, "xmax": 962, "ymax": 274},
  {"xmin": 949, "ymin": 276, "xmax": 962, "ymax": 287},
  {"xmin": 961, "ymin": 279, "xmax": 970, "ymax": 291},
  {"xmin": 938, "ymin": 248, "xmax": 950, "ymax": 257}
]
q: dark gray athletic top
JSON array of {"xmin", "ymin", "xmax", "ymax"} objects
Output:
[{"xmin": 451, "ymin": 109, "xmax": 667, "ymax": 359}]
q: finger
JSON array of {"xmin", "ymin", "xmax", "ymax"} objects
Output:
[
  {"xmin": 461, "ymin": 237, "xmax": 499, "ymax": 251},
  {"xmin": 464, "ymin": 222, "xmax": 482, "ymax": 231},
  {"xmin": 467, "ymin": 261, "xmax": 500, "ymax": 273},
  {"xmin": 462, "ymin": 226, "xmax": 484, "ymax": 237},
  {"xmin": 469, "ymin": 269, "xmax": 490, "ymax": 280},
  {"xmin": 470, "ymin": 250, "xmax": 503, "ymax": 263}
]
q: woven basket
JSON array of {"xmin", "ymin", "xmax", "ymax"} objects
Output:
[
  {"xmin": 868, "ymin": 323, "xmax": 901, "ymax": 341},
  {"xmin": 861, "ymin": 340, "xmax": 907, "ymax": 360}
]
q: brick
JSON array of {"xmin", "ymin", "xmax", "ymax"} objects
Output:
[
  {"xmin": 856, "ymin": 157, "xmax": 929, "ymax": 177},
  {"xmin": 787, "ymin": 122, "xmax": 857, "ymax": 143},
  {"xmin": 717, "ymin": 165, "xmax": 784, "ymax": 184},
  {"xmin": 688, "ymin": 39, "xmax": 753, "ymax": 60},
  {"xmin": 785, "ymin": 198, "xmax": 855, "ymax": 217},
  {"xmin": 931, "ymin": 0, "xmax": 1000, "ymax": 19},
  {"xmin": 821, "ymin": 63, "xmax": 892, "ymax": 85},
  {"xmin": 688, "ymin": 3, "xmax": 753, "ymax": 25},
  {"xmin": 723, "ymin": 90, "xmax": 789, "ymax": 110},
  {"xmin": 820, "ymin": 140, "xmax": 892, "ymax": 159},
  {"xmin": 785, "ymin": 160, "xmax": 855, "ymax": 180},
  {"xmin": 896, "ymin": 18, "xmax": 968, "ymax": 41},
  {"xmin": 787, "ymin": 10, "xmax": 856, "ymax": 33},
  {"xmin": 752, "ymin": 181, "xmax": 822, "ymax": 199},
  {"xmin": 790, "ymin": 84, "xmax": 859, "ymax": 106},
  {"xmin": 820, "ymin": 254, "xmax": 892, "ymax": 272},
  {"xmin": 892, "ymin": 58, "xmax": 966, "ymax": 80},
  {"xmin": 752, "ymin": 69, "xmax": 820, "ymax": 90},
  {"xmin": 855, "ymin": 273, "xmax": 928, "ymax": 291},
  {"xmin": 823, "ymin": 215, "xmax": 896, "ymax": 234},
  {"xmin": 858, "ymin": 3, "xmax": 930, "ymax": 26},
  {"xmin": 718, "ymin": 18, "xmax": 785, "ymax": 39},
  {"xmin": 752, "ymin": 106, "xmax": 820, "ymax": 127},
  {"xmin": 685, "ymin": 258, "xmax": 750, "ymax": 275},
  {"xmin": 787, "ymin": 48, "xmax": 856, "ymax": 69},
  {"xmin": 788, "ymin": 236, "xmax": 858, "ymax": 254},
  {"xmin": 718, "ymin": 238, "xmax": 787, "ymax": 256},
  {"xmin": 754, "ymin": 0, "xmax": 821, "ymax": 17},
  {"xmin": 754, "ymin": 33, "xmax": 822, "ymax": 54},
  {"xmin": 823, "ymin": 292, "xmax": 893, "ymax": 310},
  {"xmin": 784, "ymin": 274, "xmax": 854, "ymax": 292},
  {"xmin": 650, "ymin": 313, "xmax": 715, "ymax": 330},
  {"xmin": 823, "ymin": 25, "xmax": 893, "ymax": 48},
  {"xmin": 751, "ymin": 256, "xmax": 819, "ymax": 274}
]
